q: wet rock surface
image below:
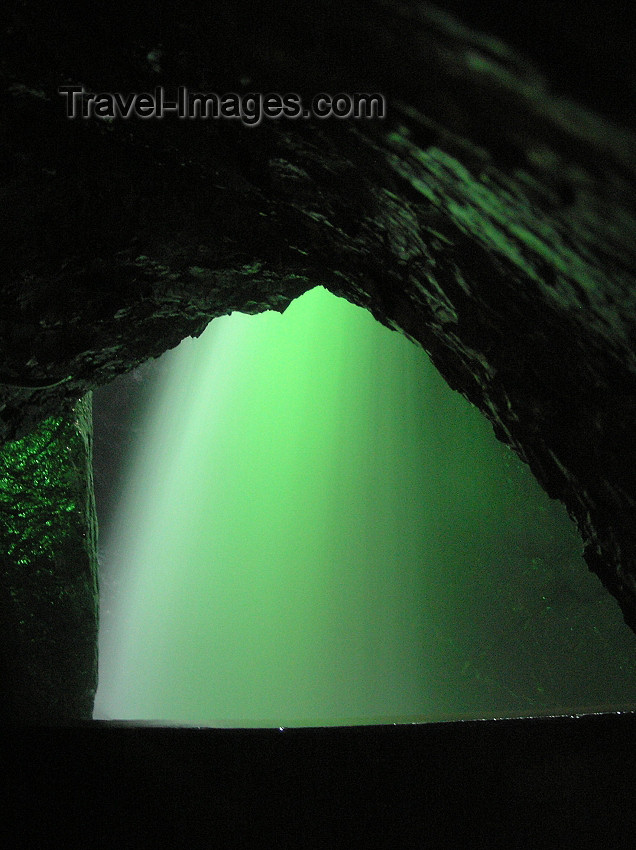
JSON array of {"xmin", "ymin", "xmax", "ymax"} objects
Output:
[{"xmin": 0, "ymin": 395, "xmax": 98, "ymax": 721}]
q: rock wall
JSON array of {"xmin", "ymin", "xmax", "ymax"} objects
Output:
[{"xmin": 0, "ymin": 395, "xmax": 98, "ymax": 721}]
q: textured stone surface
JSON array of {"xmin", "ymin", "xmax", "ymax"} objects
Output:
[
  {"xmin": 0, "ymin": 0, "xmax": 635, "ymax": 715},
  {"xmin": 0, "ymin": 395, "xmax": 98, "ymax": 721}
]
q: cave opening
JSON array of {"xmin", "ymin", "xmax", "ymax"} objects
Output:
[{"xmin": 91, "ymin": 286, "xmax": 636, "ymax": 726}]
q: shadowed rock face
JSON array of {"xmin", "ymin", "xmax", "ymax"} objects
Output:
[
  {"xmin": 0, "ymin": 396, "xmax": 98, "ymax": 721},
  {"xmin": 0, "ymin": 0, "xmax": 635, "ymax": 716}
]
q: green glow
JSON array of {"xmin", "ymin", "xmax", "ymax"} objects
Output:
[
  {"xmin": 0, "ymin": 416, "xmax": 77, "ymax": 564},
  {"xmin": 385, "ymin": 136, "xmax": 605, "ymax": 297},
  {"xmin": 95, "ymin": 286, "xmax": 636, "ymax": 726},
  {"xmin": 1, "ymin": 397, "xmax": 98, "ymax": 718}
]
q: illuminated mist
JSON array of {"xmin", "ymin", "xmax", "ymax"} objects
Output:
[{"xmin": 93, "ymin": 286, "xmax": 636, "ymax": 726}]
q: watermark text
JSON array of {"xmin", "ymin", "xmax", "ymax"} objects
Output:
[{"xmin": 57, "ymin": 86, "xmax": 386, "ymax": 126}]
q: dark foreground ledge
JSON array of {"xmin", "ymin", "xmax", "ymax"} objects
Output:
[{"xmin": 6, "ymin": 712, "xmax": 636, "ymax": 847}]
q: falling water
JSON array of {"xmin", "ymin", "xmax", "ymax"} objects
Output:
[{"xmin": 93, "ymin": 286, "xmax": 636, "ymax": 726}]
